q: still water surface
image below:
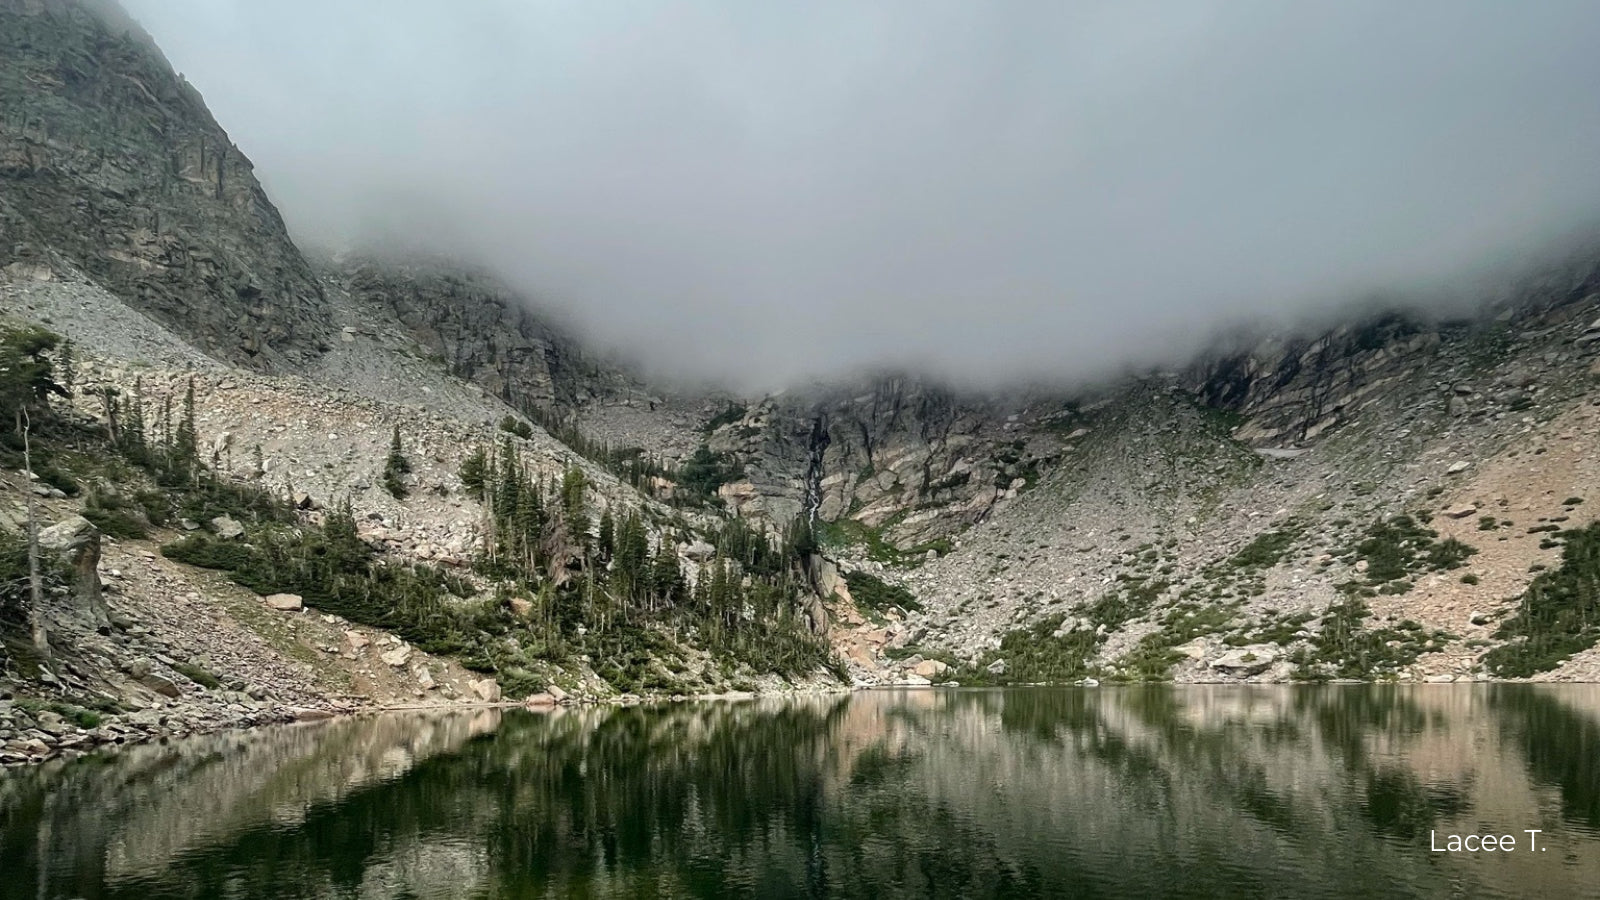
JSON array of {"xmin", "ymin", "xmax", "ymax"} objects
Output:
[{"xmin": 2, "ymin": 685, "xmax": 1599, "ymax": 899}]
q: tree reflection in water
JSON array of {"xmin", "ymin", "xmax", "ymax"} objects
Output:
[{"xmin": 2, "ymin": 686, "xmax": 1599, "ymax": 899}]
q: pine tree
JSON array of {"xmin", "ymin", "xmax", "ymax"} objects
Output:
[
  {"xmin": 561, "ymin": 467, "xmax": 589, "ymax": 545},
  {"xmin": 174, "ymin": 377, "xmax": 198, "ymax": 469},
  {"xmin": 383, "ymin": 424, "xmax": 412, "ymax": 498},
  {"xmin": 459, "ymin": 445, "xmax": 489, "ymax": 500},
  {"xmin": 597, "ymin": 510, "xmax": 615, "ymax": 561},
  {"xmin": 651, "ymin": 544, "xmax": 683, "ymax": 607},
  {"xmin": 125, "ymin": 377, "xmax": 147, "ymax": 460}
]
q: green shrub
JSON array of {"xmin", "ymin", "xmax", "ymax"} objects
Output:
[
  {"xmin": 701, "ymin": 403, "xmax": 747, "ymax": 434},
  {"xmin": 499, "ymin": 416, "xmax": 535, "ymax": 440},
  {"xmin": 844, "ymin": 571, "xmax": 922, "ymax": 615},
  {"xmin": 1347, "ymin": 515, "xmax": 1476, "ymax": 591},
  {"xmin": 82, "ymin": 491, "xmax": 150, "ymax": 540},
  {"xmin": 1295, "ymin": 599, "xmax": 1451, "ymax": 680},
  {"xmin": 1486, "ymin": 523, "xmax": 1600, "ymax": 677},
  {"xmin": 171, "ymin": 661, "xmax": 222, "ymax": 690}
]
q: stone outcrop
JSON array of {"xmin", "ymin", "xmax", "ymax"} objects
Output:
[
  {"xmin": 338, "ymin": 260, "xmax": 636, "ymax": 410},
  {"xmin": 0, "ymin": 0, "xmax": 329, "ymax": 367},
  {"xmin": 37, "ymin": 514, "xmax": 106, "ymax": 629}
]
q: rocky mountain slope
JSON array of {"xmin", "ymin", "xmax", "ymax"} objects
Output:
[
  {"xmin": 0, "ymin": 0, "xmax": 328, "ymax": 366},
  {"xmin": 4, "ymin": 0, "xmax": 1600, "ymax": 773}
]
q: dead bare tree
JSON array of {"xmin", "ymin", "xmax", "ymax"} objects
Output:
[{"xmin": 18, "ymin": 408, "xmax": 51, "ymax": 665}]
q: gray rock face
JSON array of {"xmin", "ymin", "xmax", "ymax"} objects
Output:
[
  {"xmin": 710, "ymin": 378, "xmax": 1063, "ymax": 547},
  {"xmin": 139, "ymin": 672, "xmax": 183, "ymax": 698},
  {"xmin": 0, "ymin": 0, "xmax": 329, "ymax": 367},
  {"xmin": 37, "ymin": 514, "xmax": 106, "ymax": 628},
  {"xmin": 263, "ymin": 593, "xmax": 303, "ymax": 612},
  {"xmin": 1209, "ymin": 647, "xmax": 1279, "ymax": 676},
  {"xmin": 339, "ymin": 262, "xmax": 634, "ymax": 409}
]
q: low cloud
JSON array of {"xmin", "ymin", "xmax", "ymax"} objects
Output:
[{"xmin": 124, "ymin": 0, "xmax": 1600, "ymax": 389}]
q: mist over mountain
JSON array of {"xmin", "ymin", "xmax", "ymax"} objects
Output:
[{"xmin": 118, "ymin": 0, "xmax": 1600, "ymax": 389}]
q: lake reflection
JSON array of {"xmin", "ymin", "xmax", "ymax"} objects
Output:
[{"xmin": 2, "ymin": 686, "xmax": 1599, "ymax": 899}]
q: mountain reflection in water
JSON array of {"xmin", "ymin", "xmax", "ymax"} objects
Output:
[{"xmin": 2, "ymin": 686, "xmax": 1599, "ymax": 899}]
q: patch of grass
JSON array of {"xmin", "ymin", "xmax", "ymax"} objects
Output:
[
  {"xmin": 816, "ymin": 517, "xmax": 951, "ymax": 567},
  {"xmin": 14, "ymin": 698, "xmax": 105, "ymax": 729},
  {"xmin": 1460, "ymin": 574, "xmax": 1480, "ymax": 585},
  {"xmin": 171, "ymin": 661, "xmax": 222, "ymax": 690},
  {"xmin": 1485, "ymin": 523, "xmax": 1600, "ymax": 677}
]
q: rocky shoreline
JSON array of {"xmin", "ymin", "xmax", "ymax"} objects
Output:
[{"xmin": 0, "ymin": 681, "xmax": 870, "ymax": 768}]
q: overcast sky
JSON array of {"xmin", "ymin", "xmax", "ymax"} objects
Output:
[{"xmin": 121, "ymin": 0, "xmax": 1600, "ymax": 389}]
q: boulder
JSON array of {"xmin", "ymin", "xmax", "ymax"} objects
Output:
[
  {"xmin": 344, "ymin": 630, "xmax": 370, "ymax": 652},
  {"xmin": 471, "ymin": 678, "xmax": 502, "ymax": 702},
  {"xmin": 1443, "ymin": 504, "xmax": 1478, "ymax": 519},
  {"xmin": 986, "ymin": 658, "xmax": 1008, "ymax": 676},
  {"xmin": 805, "ymin": 596, "xmax": 830, "ymax": 635},
  {"xmin": 1469, "ymin": 610, "xmax": 1492, "ymax": 626},
  {"xmin": 1446, "ymin": 461, "xmax": 1471, "ymax": 475},
  {"xmin": 263, "ymin": 593, "xmax": 303, "ymax": 612},
  {"xmin": 380, "ymin": 646, "xmax": 412, "ymax": 667},
  {"xmin": 37, "ymin": 515, "xmax": 107, "ymax": 629},
  {"xmin": 524, "ymin": 692, "xmax": 557, "ymax": 707},
  {"xmin": 139, "ymin": 672, "xmax": 182, "ymax": 698},
  {"xmin": 912, "ymin": 659, "xmax": 949, "ymax": 679},
  {"xmin": 210, "ymin": 515, "xmax": 245, "ymax": 540},
  {"xmin": 1210, "ymin": 646, "xmax": 1279, "ymax": 676},
  {"xmin": 546, "ymin": 684, "xmax": 569, "ymax": 703},
  {"xmin": 682, "ymin": 541, "xmax": 717, "ymax": 562}
]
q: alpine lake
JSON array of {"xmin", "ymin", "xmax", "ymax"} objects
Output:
[{"xmin": 3, "ymin": 685, "xmax": 1599, "ymax": 899}]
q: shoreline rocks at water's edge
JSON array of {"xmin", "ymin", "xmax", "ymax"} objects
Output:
[{"xmin": 0, "ymin": 680, "xmax": 869, "ymax": 768}]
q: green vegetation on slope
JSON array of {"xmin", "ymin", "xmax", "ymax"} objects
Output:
[{"xmin": 1486, "ymin": 523, "xmax": 1600, "ymax": 677}]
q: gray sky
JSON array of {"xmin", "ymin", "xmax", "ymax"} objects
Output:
[{"xmin": 122, "ymin": 0, "xmax": 1600, "ymax": 389}]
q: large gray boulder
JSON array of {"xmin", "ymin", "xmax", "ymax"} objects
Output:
[
  {"xmin": 1210, "ymin": 646, "xmax": 1279, "ymax": 676},
  {"xmin": 37, "ymin": 515, "xmax": 107, "ymax": 630}
]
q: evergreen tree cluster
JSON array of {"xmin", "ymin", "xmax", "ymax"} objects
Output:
[
  {"xmin": 461, "ymin": 436, "xmax": 840, "ymax": 686},
  {"xmin": 510, "ymin": 404, "xmax": 743, "ymax": 509}
]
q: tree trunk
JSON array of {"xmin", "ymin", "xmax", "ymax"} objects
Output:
[{"xmin": 19, "ymin": 410, "xmax": 51, "ymax": 665}]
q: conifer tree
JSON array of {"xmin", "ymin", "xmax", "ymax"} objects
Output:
[
  {"xmin": 174, "ymin": 377, "xmax": 198, "ymax": 469},
  {"xmin": 459, "ymin": 445, "xmax": 489, "ymax": 500},
  {"xmin": 597, "ymin": 509, "xmax": 615, "ymax": 561},
  {"xmin": 383, "ymin": 424, "xmax": 412, "ymax": 498}
]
